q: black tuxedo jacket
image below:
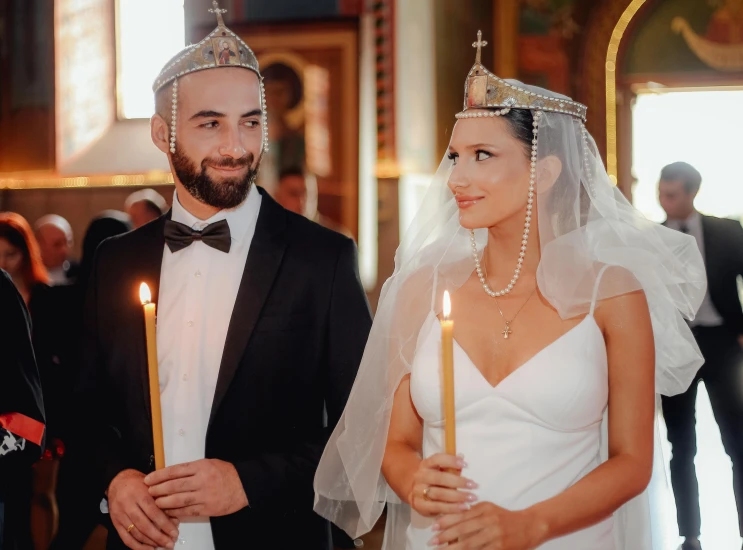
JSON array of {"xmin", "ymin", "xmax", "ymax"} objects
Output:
[
  {"xmin": 699, "ymin": 215, "xmax": 743, "ymax": 334},
  {"xmin": 665, "ymin": 214, "xmax": 743, "ymax": 334},
  {"xmin": 80, "ymin": 189, "xmax": 372, "ymax": 549}
]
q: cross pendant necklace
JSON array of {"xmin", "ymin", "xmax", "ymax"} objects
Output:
[
  {"xmin": 480, "ymin": 259, "xmax": 536, "ymax": 339},
  {"xmin": 502, "ymin": 321, "xmax": 513, "ymax": 339},
  {"xmin": 493, "ymin": 287, "xmax": 537, "ymax": 339}
]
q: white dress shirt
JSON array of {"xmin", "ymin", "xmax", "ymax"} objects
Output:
[
  {"xmin": 667, "ymin": 210, "xmax": 724, "ymax": 327},
  {"xmin": 156, "ymin": 187, "xmax": 261, "ymax": 549}
]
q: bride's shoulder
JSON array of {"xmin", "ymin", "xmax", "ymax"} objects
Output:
[{"xmin": 592, "ymin": 266, "xmax": 650, "ymax": 334}]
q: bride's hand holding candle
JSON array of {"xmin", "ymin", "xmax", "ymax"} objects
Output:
[
  {"xmin": 430, "ymin": 501, "xmax": 549, "ymax": 550},
  {"xmin": 408, "ymin": 453, "xmax": 478, "ymax": 518}
]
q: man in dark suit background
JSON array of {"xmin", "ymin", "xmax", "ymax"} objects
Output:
[
  {"xmin": 80, "ymin": 6, "xmax": 371, "ymax": 550},
  {"xmin": 0, "ymin": 269, "xmax": 46, "ymax": 550},
  {"xmin": 658, "ymin": 161, "xmax": 743, "ymax": 550}
]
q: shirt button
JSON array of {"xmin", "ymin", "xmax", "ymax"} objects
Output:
[
  {"xmin": 182, "ymin": 374, "xmax": 188, "ymax": 381},
  {"xmin": 187, "ymin": 321, "xmax": 194, "ymax": 327},
  {"xmin": 178, "ymin": 429, "xmax": 185, "ymax": 436},
  {"xmin": 194, "ymin": 270, "xmax": 201, "ymax": 278}
]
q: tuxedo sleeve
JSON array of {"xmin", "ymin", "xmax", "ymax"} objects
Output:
[
  {"xmin": 234, "ymin": 238, "xmax": 372, "ymax": 510},
  {"xmin": 79, "ymin": 246, "xmax": 136, "ymax": 495}
]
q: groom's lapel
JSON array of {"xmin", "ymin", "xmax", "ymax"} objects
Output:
[{"xmin": 208, "ymin": 189, "xmax": 287, "ymax": 429}]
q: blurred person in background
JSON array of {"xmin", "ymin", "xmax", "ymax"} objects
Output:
[
  {"xmin": 34, "ymin": 215, "xmax": 77, "ymax": 286},
  {"xmin": 658, "ymin": 161, "xmax": 743, "ymax": 550},
  {"xmin": 274, "ymin": 168, "xmax": 353, "ymax": 239},
  {"xmin": 0, "ymin": 213, "xmax": 50, "ymax": 305},
  {"xmin": 124, "ymin": 189, "xmax": 168, "ymax": 229},
  {"xmin": 0, "ymin": 269, "xmax": 46, "ymax": 550}
]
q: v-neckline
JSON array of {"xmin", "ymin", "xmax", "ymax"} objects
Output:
[{"xmin": 445, "ymin": 314, "xmax": 597, "ymax": 391}]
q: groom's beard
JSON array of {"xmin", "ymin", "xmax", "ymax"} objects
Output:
[{"xmin": 172, "ymin": 146, "xmax": 260, "ymax": 209}]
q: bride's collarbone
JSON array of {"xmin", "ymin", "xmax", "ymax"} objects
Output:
[{"xmin": 451, "ymin": 301, "xmax": 584, "ymax": 385}]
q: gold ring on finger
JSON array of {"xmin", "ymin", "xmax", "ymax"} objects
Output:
[
  {"xmin": 422, "ymin": 486, "xmax": 430, "ymax": 500},
  {"xmin": 126, "ymin": 523, "xmax": 135, "ymax": 533}
]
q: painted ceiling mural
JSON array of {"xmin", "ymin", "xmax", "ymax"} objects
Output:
[
  {"xmin": 518, "ymin": 0, "xmax": 580, "ymax": 95},
  {"xmin": 626, "ymin": 0, "xmax": 743, "ymax": 75}
]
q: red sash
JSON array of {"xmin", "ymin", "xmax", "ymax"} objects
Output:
[{"xmin": 0, "ymin": 413, "xmax": 45, "ymax": 446}]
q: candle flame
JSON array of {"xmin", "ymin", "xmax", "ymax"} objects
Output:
[
  {"xmin": 139, "ymin": 282, "xmax": 152, "ymax": 305},
  {"xmin": 443, "ymin": 290, "xmax": 451, "ymax": 320}
]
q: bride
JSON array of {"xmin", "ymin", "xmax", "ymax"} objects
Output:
[{"xmin": 315, "ymin": 33, "xmax": 706, "ymax": 549}]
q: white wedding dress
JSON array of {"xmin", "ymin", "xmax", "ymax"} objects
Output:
[{"xmin": 406, "ymin": 273, "xmax": 614, "ymax": 549}]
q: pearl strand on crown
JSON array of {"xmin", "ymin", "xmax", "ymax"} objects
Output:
[
  {"xmin": 455, "ymin": 107, "xmax": 511, "ymax": 119},
  {"xmin": 470, "ymin": 110, "xmax": 542, "ymax": 297},
  {"xmin": 260, "ymin": 78, "xmax": 269, "ymax": 152},
  {"xmin": 169, "ymin": 79, "xmax": 178, "ymax": 154}
]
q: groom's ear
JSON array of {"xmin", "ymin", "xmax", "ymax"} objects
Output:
[
  {"xmin": 151, "ymin": 114, "xmax": 171, "ymax": 155},
  {"xmin": 537, "ymin": 155, "xmax": 562, "ymax": 191}
]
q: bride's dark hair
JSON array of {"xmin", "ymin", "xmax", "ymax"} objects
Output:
[
  {"xmin": 501, "ymin": 107, "xmax": 592, "ymax": 229},
  {"xmin": 500, "ymin": 108, "xmax": 534, "ymax": 155}
]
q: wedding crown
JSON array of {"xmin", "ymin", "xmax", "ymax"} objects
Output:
[
  {"xmin": 457, "ymin": 31, "xmax": 587, "ymax": 122},
  {"xmin": 153, "ymin": 0, "xmax": 260, "ymax": 93}
]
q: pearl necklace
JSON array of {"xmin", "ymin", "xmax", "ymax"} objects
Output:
[{"xmin": 470, "ymin": 110, "xmax": 542, "ymax": 298}]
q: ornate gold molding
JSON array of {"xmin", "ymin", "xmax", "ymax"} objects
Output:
[
  {"xmin": 605, "ymin": 0, "xmax": 647, "ymax": 184},
  {"xmin": 0, "ymin": 171, "xmax": 174, "ymax": 190}
]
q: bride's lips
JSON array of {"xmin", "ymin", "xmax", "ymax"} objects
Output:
[{"xmin": 455, "ymin": 195, "xmax": 484, "ymax": 209}]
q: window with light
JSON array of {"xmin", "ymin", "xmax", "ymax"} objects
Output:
[{"xmin": 117, "ymin": 0, "xmax": 185, "ymax": 119}]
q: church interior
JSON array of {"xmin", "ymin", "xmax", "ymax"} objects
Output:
[{"xmin": 1, "ymin": 0, "xmax": 743, "ymax": 549}]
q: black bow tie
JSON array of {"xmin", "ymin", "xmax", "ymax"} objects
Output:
[{"xmin": 164, "ymin": 219, "xmax": 232, "ymax": 253}]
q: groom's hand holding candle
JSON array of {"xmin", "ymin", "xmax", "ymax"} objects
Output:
[
  {"xmin": 145, "ymin": 459, "xmax": 248, "ymax": 518},
  {"xmin": 108, "ymin": 469, "xmax": 180, "ymax": 550}
]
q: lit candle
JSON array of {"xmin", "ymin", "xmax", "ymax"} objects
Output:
[
  {"xmin": 441, "ymin": 291, "xmax": 456, "ymax": 456},
  {"xmin": 139, "ymin": 283, "xmax": 165, "ymax": 470}
]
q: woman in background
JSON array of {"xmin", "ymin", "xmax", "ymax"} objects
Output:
[{"xmin": 0, "ymin": 213, "xmax": 49, "ymax": 305}]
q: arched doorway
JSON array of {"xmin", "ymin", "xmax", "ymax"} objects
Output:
[
  {"xmin": 578, "ymin": 0, "xmax": 743, "ymax": 198},
  {"xmin": 613, "ymin": 0, "xmax": 743, "ymax": 213},
  {"xmin": 574, "ymin": 0, "xmax": 652, "ymax": 196}
]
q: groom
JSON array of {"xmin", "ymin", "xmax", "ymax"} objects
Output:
[{"xmin": 80, "ymin": 5, "xmax": 371, "ymax": 549}]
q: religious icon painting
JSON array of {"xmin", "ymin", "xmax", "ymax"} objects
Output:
[
  {"xmin": 467, "ymin": 75, "xmax": 488, "ymax": 108},
  {"xmin": 211, "ymin": 36, "xmax": 240, "ymax": 66}
]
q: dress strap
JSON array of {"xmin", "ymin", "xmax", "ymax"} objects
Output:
[{"xmin": 589, "ymin": 265, "xmax": 611, "ymax": 316}]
